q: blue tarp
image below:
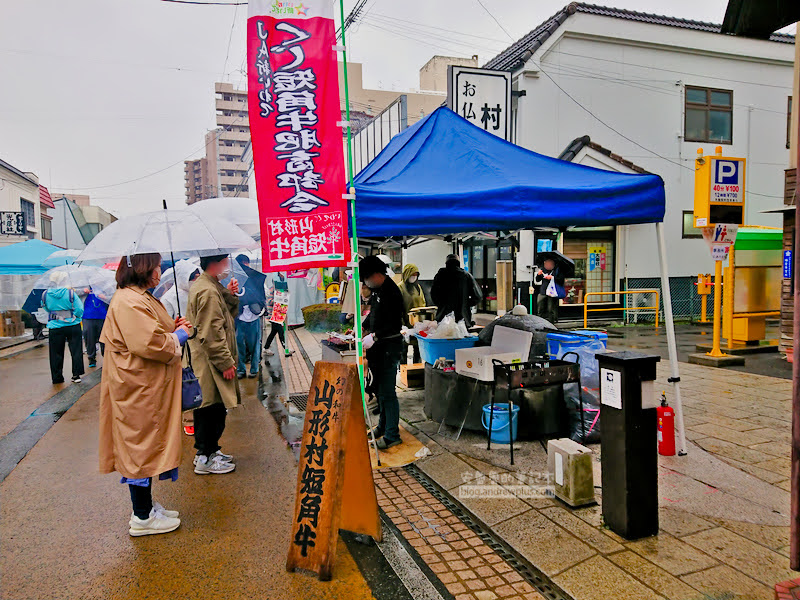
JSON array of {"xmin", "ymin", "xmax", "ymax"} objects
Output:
[
  {"xmin": 353, "ymin": 107, "xmax": 665, "ymax": 237},
  {"xmin": 0, "ymin": 239, "xmax": 61, "ymax": 275}
]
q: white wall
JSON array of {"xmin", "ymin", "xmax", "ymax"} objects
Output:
[
  {"xmin": 50, "ymin": 199, "xmax": 86, "ymax": 250},
  {"xmin": 404, "ymin": 239, "xmax": 452, "ymax": 280},
  {"xmin": 0, "ymin": 168, "xmax": 40, "ymax": 247},
  {"xmin": 513, "ymin": 13, "xmax": 793, "ymax": 278}
]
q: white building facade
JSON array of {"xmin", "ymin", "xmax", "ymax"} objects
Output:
[
  {"xmin": 460, "ymin": 4, "xmax": 794, "ymax": 317},
  {"xmin": 0, "ymin": 158, "xmax": 45, "ymax": 247}
]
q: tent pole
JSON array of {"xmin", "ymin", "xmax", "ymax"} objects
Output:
[
  {"xmin": 656, "ymin": 222, "xmax": 687, "ymax": 456},
  {"xmin": 339, "ymin": 0, "xmax": 380, "ymax": 466}
]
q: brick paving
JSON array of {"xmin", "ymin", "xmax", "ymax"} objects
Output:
[
  {"xmin": 374, "ymin": 467, "xmax": 545, "ymax": 600},
  {"xmin": 280, "ymin": 329, "xmax": 313, "ymax": 395}
]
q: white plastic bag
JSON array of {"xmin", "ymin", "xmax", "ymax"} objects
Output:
[
  {"xmin": 429, "ymin": 313, "xmax": 461, "ymax": 339},
  {"xmin": 546, "ymin": 278, "xmax": 559, "ymax": 298}
]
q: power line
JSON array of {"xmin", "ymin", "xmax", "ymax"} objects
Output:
[
  {"xmin": 474, "ymin": 0, "xmax": 514, "ymax": 41},
  {"xmin": 220, "ymin": 2, "xmax": 239, "ymax": 80},
  {"xmin": 60, "ymin": 115, "xmax": 247, "ymax": 191},
  {"xmin": 159, "ymin": 0, "xmax": 246, "ymax": 5},
  {"xmin": 367, "ymin": 12, "xmax": 510, "ymax": 44}
]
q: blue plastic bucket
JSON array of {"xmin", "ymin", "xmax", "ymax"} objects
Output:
[{"xmin": 481, "ymin": 404, "xmax": 520, "ymax": 444}]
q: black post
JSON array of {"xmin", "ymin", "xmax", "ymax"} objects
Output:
[{"xmin": 597, "ymin": 350, "xmax": 660, "ymax": 540}]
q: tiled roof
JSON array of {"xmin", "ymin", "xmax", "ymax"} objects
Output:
[
  {"xmin": 484, "ymin": 2, "xmax": 794, "ymax": 72},
  {"xmin": 39, "ymin": 185, "xmax": 55, "ymax": 208},
  {"xmin": 558, "ymin": 134, "xmax": 651, "ymax": 174}
]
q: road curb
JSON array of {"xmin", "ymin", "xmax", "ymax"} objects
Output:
[{"xmin": 0, "ymin": 368, "xmax": 102, "ymax": 483}]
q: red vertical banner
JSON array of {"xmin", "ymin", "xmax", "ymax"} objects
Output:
[{"xmin": 247, "ymin": 0, "xmax": 350, "ymax": 272}]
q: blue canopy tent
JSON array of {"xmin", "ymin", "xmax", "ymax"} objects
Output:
[
  {"xmin": 352, "ymin": 107, "xmax": 687, "ymax": 454},
  {"xmin": 353, "ymin": 107, "xmax": 665, "ymax": 236},
  {"xmin": 0, "ymin": 239, "xmax": 61, "ymax": 275}
]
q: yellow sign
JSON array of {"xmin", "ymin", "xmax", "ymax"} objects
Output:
[{"xmin": 693, "ymin": 150, "xmax": 746, "ymax": 228}]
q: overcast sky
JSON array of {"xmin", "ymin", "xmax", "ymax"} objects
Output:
[{"xmin": 0, "ymin": 0, "xmax": 794, "ymax": 218}]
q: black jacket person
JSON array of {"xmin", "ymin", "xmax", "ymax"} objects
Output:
[
  {"xmin": 360, "ymin": 255, "xmax": 404, "ymax": 450},
  {"xmin": 431, "ymin": 254, "xmax": 482, "ymax": 326}
]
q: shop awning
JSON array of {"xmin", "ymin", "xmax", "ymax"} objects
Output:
[{"xmin": 353, "ymin": 107, "xmax": 666, "ymax": 238}]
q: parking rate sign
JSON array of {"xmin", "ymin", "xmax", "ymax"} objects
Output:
[{"xmin": 710, "ymin": 158, "xmax": 744, "ymax": 204}]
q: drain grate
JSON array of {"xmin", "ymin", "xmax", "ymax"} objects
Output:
[
  {"xmin": 404, "ymin": 463, "xmax": 573, "ymax": 600},
  {"xmin": 288, "ymin": 393, "xmax": 308, "ymax": 412}
]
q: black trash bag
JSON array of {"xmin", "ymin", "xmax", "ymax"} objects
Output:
[
  {"xmin": 477, "ymin": 313, "xmax": 555, "ymax": 359},
  {"xmin": 564, "ymin": 383, "xmax": 601, "ymax": 444}
]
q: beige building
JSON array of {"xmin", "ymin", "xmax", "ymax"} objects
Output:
[
  {"xmin": 185, "ymin": 83, "xmax": 251, "ymax": 205},
  {"xmin": 50, "ymin": 193, "xmax": 117, "ymax": 250}
]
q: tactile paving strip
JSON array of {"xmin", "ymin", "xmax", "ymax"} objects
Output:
[{"xmin": 374, "ymin": 464, "xmax": 570, "ymax": 600}]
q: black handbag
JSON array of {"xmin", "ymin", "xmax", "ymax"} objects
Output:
[{"xmin": 181, "ymin": 342, "xmax": 203, "ymax": 411}]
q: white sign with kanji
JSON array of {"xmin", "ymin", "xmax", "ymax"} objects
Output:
[
  {"xmin": 0, "ymin": 212, "xmax": 25, "ymax": 236},
  {"xmin": 447, "ymin": 66, "xmax": 511, "ymax": 141},
  {"xmin": 702, "ymin": 223, "xmax": 738, "ymax": 261}
]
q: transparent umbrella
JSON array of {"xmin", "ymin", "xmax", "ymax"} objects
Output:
[
  {"xmin": 186, "ymin": 197, "xmax": 260, "ymax": 237},
  {"xmin": 75, "ymin": 207, "xmax": 257, "ymax": 263},
  {"xmin": 29, "ymin": 265, "xmax": 118, "ymax": 303},
  {"xmin": 42, "ymin": 249, "xmax": 81, "ymax": 267}
]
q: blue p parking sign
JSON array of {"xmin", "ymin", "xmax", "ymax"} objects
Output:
[{"xmin": 710, "ymin": 158, "xmax": 744, "ymax": 204}]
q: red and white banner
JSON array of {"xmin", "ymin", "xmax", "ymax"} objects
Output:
[{"xmin": 247, "ymin": 0, "xmax": 350, "ymax": 271}]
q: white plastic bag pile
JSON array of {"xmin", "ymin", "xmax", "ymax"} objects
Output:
[{"xmin": 412, "ymin": 312, "xmax": 469, "ymax": 339}]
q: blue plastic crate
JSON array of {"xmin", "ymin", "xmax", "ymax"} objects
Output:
[{"xmin": 415, "ymin": 335, "xmax": 479, "ymax": 364}]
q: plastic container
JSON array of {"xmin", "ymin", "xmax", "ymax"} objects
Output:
[
  {"xmin": 481, "ymin": 403, "xmax": 520, "ymax": 444},
  {"xmin": 415, "ymin": 335, "xmax": 479, "ymax": 365},
  {"xmin": 546, "ymin": 330, "xmax": 608, "ymax": 359}
]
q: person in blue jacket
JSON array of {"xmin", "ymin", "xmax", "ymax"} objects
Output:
[
  {"xmin": 82, "ymin": 289, "xmax": 108, "ymax": 368},
  {"xmin": 43, "ymin": 271, "xmax": 85, "ymax": 384}
]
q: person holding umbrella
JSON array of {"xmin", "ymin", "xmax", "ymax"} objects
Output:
[
  {"xmin": 187, "ymin": 254, "xmax": 241, "ymax": 475},
  {"xmin": 43, "ymin": 270, "xmax": 85, "ymax": 384},
  {"xmin": 99, "ymin": 252, "xmax": 192, "ymax": 536},
  {"xmin": 535, "ymin": 250, "xmax": 573, "ymax": 325}
]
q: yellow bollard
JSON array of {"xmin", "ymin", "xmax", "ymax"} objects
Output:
[
  {"xmin": 707, "ymin": 260, "xmax": 727, "ymax": 358},
  {"xmin": 724, "ymin": 246, "xmax": 735, "ymax": 350}
]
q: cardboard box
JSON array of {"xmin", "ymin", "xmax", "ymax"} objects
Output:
[
  {"xmin": 455, "ymin": 348, "xmax": 521, "ymax": 381},
  {"xmin": 455, "ymin": 325, "xmax": 533, "ymax": 381},
  {"xmin": 400, "ymin": 363, "xmax": 425, "ymax": 388}
]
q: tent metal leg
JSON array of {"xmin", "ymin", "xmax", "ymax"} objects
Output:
[{"xmin": 656, "ymin": 222, "xmax": 687, "ymax": 456}]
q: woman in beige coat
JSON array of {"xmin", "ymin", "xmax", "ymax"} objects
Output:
[{"xmin": 99, "ymin": 253, "xmax": 193, "ymax": 537}]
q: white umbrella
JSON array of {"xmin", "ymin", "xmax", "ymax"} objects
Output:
[
  {"xmin": 30, "ymin": 265, "xmax": 117, "ymax": 302},
  {"xmin": 42, "ymin": 249, "xmax": 81, "ymax": 267},
  {"xmin": 186, "ymin": 197, "xmax": 260, "ymax": 237},
  {"xmin": 75, "ymin": 208, "xmax": 257, "ymax": 263}
]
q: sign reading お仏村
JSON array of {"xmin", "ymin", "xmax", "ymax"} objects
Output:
[
  {"xmin": 247, "ymin": 0, "xmax": 351, "ymax": 272},
  {"xmin": 447, "ymin": 66, "xmax": 511, "ymax": 141},
  {"xmin": 0, "ymin": 212, "xmax": 25, "ymax": 236}
]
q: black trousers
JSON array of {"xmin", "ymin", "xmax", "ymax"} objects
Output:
[
  {"xmin": 193, "ymin": 402, "xmax": 227, "ymax": 457},
  {"xmin": 82, "ymin": 318, "xmax": 105, "ymax": 361},
  {"xmin": 48, "ymin": 324, "xmax": 84, "ymax": 383},
  {"xmin": 537, "ymin": 295, "xmax": 560, "ymax": 325},
  {"xmin": 264, "ymin": 321, "xmax": 286, "ymax": 351},
  {"xmin": 129, "ymin": 481, "xmax": 153, "ymax": 520}
]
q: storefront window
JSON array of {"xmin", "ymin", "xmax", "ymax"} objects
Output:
[{"xmin": 562, "ymin": 229, "xmax": 615, "ymax": 304}]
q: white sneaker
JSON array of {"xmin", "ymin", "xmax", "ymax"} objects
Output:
[
  {"xmin": 193, "ymin": 451, "xmax": 234, "ymax": 466},
  {"xmin": 129, "ymin": 509, "xmax": 180, "ymax": 537},
  {"xmin": 129, "ymin": 502, "xmax": 179, "ymax": 524},
  {"xmin": 153, "ymin": 501, "xmax": 179, "ymax": 518},
  {"xmin": 194, "ymin": 454, "xmax": 236, "ymax": 475}
]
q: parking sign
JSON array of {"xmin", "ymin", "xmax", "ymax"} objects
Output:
[{"xmin": 710, "ymin": 159, "xmax": 744, "ymax": 204}]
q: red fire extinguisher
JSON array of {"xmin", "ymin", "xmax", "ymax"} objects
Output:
[{"xmin": 657, "ymin": 392, "xmax": 676, "ymax": 456}]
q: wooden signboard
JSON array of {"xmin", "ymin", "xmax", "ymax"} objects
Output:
[{"xmin": 286, "ymin": 361, "xmax": 382, "ymax": 581}]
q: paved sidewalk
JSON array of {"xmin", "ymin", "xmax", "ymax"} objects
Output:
[
  {"xmin": 0, "ymin": 375, "xmax": 375, "ymax": 599},
  {"xmin": 287, "ymin": 325, "xmax": 799, "ymax": 600}
]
